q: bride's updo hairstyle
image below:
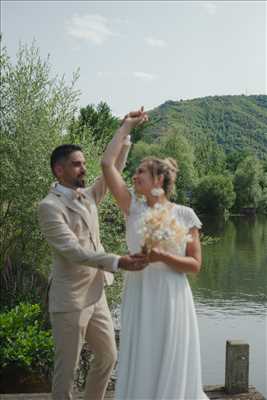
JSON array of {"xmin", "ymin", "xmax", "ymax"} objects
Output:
[{"xmin": 141, "ymin": 157, "xmax": 178, "ymax": 198}]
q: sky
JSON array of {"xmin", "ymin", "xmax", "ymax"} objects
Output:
[{"xmin": 1, "ymin": 0, "xmax": 266, "ymax": 116}]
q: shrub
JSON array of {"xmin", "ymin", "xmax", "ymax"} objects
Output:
[
  {"xmin": 193, "ymin": 174, "xmax": 236, "ymax": 214},
  {"xmin": 0, "ymin": 260, "xmax": 48, "ymax": 313},
  {"xmin": 0, "ymin": 303, "xmax": 54, "ymax": 379}
]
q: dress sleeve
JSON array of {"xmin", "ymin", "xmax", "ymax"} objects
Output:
[
  {"xmin": 177, "ymin": 206, "xmax": 202, "ymax": 230},
  {"xmin": 186, "ymin": 207, "xmax": 202, "ymax": 230}
]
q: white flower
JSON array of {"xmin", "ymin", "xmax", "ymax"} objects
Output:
[
  {"xmin": 151, "ymin": 187, "xmax": 165, "ymax": 197},
  {"xmin": 139, "ymin": 203, "xmax": 189, "ymax": 253}
]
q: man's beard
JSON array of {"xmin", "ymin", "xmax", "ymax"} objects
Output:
[{"xmin": 74, "ymin": 176, "xmax": 86, "ymax": 188}]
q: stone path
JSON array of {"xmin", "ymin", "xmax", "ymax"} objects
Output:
[{"xmin": 0, "ymin": 386, "xmax": 266, "ymax": 400}]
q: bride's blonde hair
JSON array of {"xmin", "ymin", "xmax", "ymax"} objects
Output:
[{"xmin": 141, "ymin": 157, "xmax": 178, "ymax": 198}]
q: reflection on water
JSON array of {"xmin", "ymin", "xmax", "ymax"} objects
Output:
[
  {"xmin": 195, "ymin": 291, "xmax": 266, "ymax": 318},
  {"xmin": 192, "ymin": 215, "xmax": 267, "ymax": 397},
  {"xmin": 190, "ymin": 215, "xmax": 267, "ymax": 301}
]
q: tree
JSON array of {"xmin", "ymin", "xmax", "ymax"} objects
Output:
[
  {"xmin": 194, "ymin": 135, "xmax": 226, "ymax": 178},
  {"xmin": 233, "ymin": 156, "xmax": 263, "ymax": 210},
  {"xmin": 129, "ymin": 130, "xmax": 196, "ymax": 204},
  {"xmin": 225, "ymin": 149, "xmax": 252, "ymax": 174},
  {"xmin": 258, "ymin": 159, "xmax": 267, "ymax": 213},
  {"xmin": 193, "ymin": 175, "xmax": 236, "ymax": 214},
  {"xmin": 0, "ymin": 40, "xmax": 80, "ymax": 273},
  {"xmin": 159, "ymin": 131, "xmax": 196, "ymax": 203},
  {"xmin": 68, "ymin": 102, "xmax": 120, "ymax": 150},
  {"xmin": 128, "ymin": 141, "xmax": 163, "ymax": 173}
]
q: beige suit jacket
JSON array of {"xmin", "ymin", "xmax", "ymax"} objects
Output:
[{"xmin": 38, "ymin": 144, "xmax": 130, "ymax": 313}]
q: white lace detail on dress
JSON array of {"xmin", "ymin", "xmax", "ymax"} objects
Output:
[{"xmin": 175, "ymin": 205, "xmax": 202, "ymax": 230}]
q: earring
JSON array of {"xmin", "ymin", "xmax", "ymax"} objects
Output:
[{"xmin": 151, "ymin": 188, "xmax": 164, "ymax": 196}]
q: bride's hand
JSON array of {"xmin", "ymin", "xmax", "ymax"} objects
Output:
[
  {"xmin": 122, "ymin": 106, "xmax": 148, "ymax": 129},
  {"xmin": 146, "ymin": 247, "xmax": 166, "ymax": 263}
]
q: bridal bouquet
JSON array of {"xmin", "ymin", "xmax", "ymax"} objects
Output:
[{"xmin": 139, "ymin": 203, "xmax": 191, "ymax": 254}]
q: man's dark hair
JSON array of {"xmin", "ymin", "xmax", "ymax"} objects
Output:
[{"xmin": 50, "ymin": 144, "xmax": 83, "ymax": 176}]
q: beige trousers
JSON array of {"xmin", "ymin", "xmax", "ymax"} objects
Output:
[{"xmin": 50, "ymin": 293, "xmax": 117, "ymax": 400}]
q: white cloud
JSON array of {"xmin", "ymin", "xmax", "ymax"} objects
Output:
[
  {"xmin": 97, "ymin": 71, "xmax": 111, "ymax": 78},
  {"xmin": 200, "ymin": 1, "xmax": 217, "ymax": 15},
  {"xmin": 113, "ymin": 17, "xmax": 130, "ymax": 25},
  {"xmin": 66, "ymin": 14, "xmax": 116, "ymax": 45},
  {"xmin": 133, "ymin": 72, "xmax": 158, "ymax": 81},
  {"xmin": 145, "ymin": 37, "xmax": 167, "ymax": 47}
]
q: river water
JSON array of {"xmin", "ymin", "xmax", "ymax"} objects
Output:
[
  {"xmin": 193, "ymin": 215, "xmax": 267, "ymax": 397},
  {"xmin": 112, "ymin": 215, "xmax": 267, "ymax": 397}
]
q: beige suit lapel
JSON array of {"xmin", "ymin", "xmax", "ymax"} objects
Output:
[{"xmin": 50, "ymin": 187, "xmax": 92, "ymax": 230}]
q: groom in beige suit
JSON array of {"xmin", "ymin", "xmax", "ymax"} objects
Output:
[{"xmin": 38, "ymin": 111, "xmax": 148, "ymax": 400}]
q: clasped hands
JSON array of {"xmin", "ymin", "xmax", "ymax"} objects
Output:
[
  {"xmin": 118, "ymin": 247, "xmax": 164, "ymax": 271},
  {"xmin": 121, "ymin": 106, "xmax": 149, "ymax": 130}
]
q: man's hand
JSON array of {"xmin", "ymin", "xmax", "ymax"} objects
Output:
[
  {"xmin": 121, "ymin": 106, "xmax": 148, "ymax": 130},
  {"xmin": 118, "ymin": 254, "xmax": 148, "ymax": 271}
]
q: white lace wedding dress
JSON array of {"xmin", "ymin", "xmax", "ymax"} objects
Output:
[{"xmin": 115, "ymin": 192, "xmax": 208, "ymax": 400}]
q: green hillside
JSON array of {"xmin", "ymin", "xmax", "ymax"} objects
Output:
[{"xmin": 139, "ymin": 95, "xmax": 267, "ymax": 158}]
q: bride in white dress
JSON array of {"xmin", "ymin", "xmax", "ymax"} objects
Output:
[{"xmin": 101, "ymin": 108, "xmax": 208, "ymax": 400}]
